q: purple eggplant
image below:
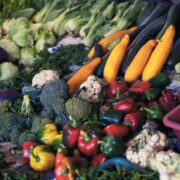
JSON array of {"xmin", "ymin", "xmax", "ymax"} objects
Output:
[
  {"xmin": 0, "ymin": 47, "xmax": 9, "ymax": 63},
  {"xmin": 0, "ymin": 88, "xmax": 21, "ymax": 102}
]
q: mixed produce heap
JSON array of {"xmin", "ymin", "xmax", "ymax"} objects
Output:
[{"xmin": 0, "ymin": 0, "xmax": 180, "ymax": 180}]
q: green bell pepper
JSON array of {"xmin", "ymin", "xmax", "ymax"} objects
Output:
[
  {"xmin": 149, "ymin": 73, "xmax": 170, "ymax": 88},
  {"xmin": 99, "ymin": 109, "xmax": 124, "ymax": 126},
  {"xmin": 99, "ymin": 135, "xmax": 126, "ymax": 158},
  {"xmin": 145, "ymin": 88, "xmax": 160, "ymax": 101}
]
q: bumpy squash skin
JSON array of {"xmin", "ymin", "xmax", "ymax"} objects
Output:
[
  {"xmin": 124, "ymin": 39, "xmax": 157, "ymax": 83},
  {"xmin": 142, "ymin": 25, "xmax": 176, "ymax": 81},
  {"xmin": 103, "ymin": 35, "xmax": 130, "ymax": 84}
]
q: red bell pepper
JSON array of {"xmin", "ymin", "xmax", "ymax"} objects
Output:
[
  {"xmin": 106, "ymin": 81, "xmax": 127, "ymax": 99},
  {"xmin": 130, "ymin": 81, "xmax": 151, "ymax": 94},
  {"xmin": 22, "ymin": 141, "xmax": 38, "ymax": 164},
  {"xmin": 113, "ymin": 97, "xmax": 135, "ymax": 113},
  {"xmin": 91, "ymin": 153, "xmax": 106, "ymax": 167},
  {"xmin": 62, "ymin": 122, "xmax": 82, "ymax": 148},
  {"xmin": 104, "ymin": 124, "xmax": 130, "ymax": 139},
  {"xmin": 158, "ymin": 91, "xmax": 177, "ymax": 112},
  {"xmin": 77, "ymin": 130, "xmax": 99, "ymax": 157},
  {"xmin": 123, "ymin": 111, "xmax": 146, "ymax": 131},
  {"xmin": 135, "ymin": 101, "xmax": 146, "ymax": 110}
]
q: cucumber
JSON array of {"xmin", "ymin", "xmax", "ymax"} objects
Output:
[
  {"xmin": 157, "ymin": 3, "xmax": 180, "ymax": 39},
  {"xmin": 94, "ymin": 51, "xmax": 110, "ymax": 78},
  {"xmin": 165, "ymin": 38, "xmax": 180, "ymax": 70},
  {"xmin": 141, "ymin": 1, "xmax": 171, "ymax": 25},
  {"xmin": 120, "ymin": 16, "xmax": 167, "ymax": 75},
  {"xmin": 136, "ymin": 0, "xmax": 156, "ymax": 26},
  {"xmin": 11, "ymin": 8, "xmax": 35, "ymax": 19}
]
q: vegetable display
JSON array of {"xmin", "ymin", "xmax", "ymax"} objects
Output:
[{"xmin": 0, "ymin": 0, "xmax": 180, "ymax": 180}]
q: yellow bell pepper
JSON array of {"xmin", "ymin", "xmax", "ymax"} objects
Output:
[
  {"xmin": 30, "ymin": 145, "xmax": 55, "ymax": 172},
  {"xmin": 52, "ymin": 133, "xmax": 63, "ymax": 149},
  {"xmin": 38, "ymin": 123, "xmax": 58, "ymax": 145}
]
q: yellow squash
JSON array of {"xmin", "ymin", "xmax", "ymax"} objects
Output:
[
  {"xmin": 67, "ymin": 57, "xmax": 101, "ymax": 95},
  {"xmin": 142, "ymin": 25, "xmax": 176, "ymax": 81},
  {"xmin": 88, "ymin": 26, "xmax": 137, "ymax": 58},
  {"xmin": 124, "ymin": 39, "xmax": 157, "ymax": 83},
  {"xmin": 30, "ymin": 145, "xmax": 55, "ymax": 172},
  {"xmin": 103, "ymin": 35, "xmax": 130, "ymax": 84}
]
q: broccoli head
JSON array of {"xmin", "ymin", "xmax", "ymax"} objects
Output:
[
  {"xmin": 18, "ymin": 130, "xmax": 37, "ymax": 147},
  {"xmin": 0, "ymin": 112, "xmax": 24, "ymax": 142},
  {"xmin": 65, "ymin": 97, "xmax": 93, "ymax": 121},
  {"xmin": 0, "ymin": 100, "xmax": 12, "ymax": 113},
  {"xmin": 10, "ymin": 128, "xmax": 22, "ymax": 144},
  {"xmin": 40, "ymin": 79, "xmax": 69, "ymax": 118},
  {"xmin": 31, "ymin": 116, "xmax": 52, "ymax": 133}
]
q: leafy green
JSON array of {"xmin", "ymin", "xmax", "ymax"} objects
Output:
[{"xmin": 77, "ymin": 167, "xmax": 159, "ymax": 180}]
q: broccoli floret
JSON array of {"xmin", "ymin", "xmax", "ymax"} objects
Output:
[
  {"xmin": 18, "ymin": 130, "xmax": 37, "ymax": 147},
  {"xmin": 0, "ymin": 112, "xmax": 24, "ymax": 142},
  {"xmin": 0, "ymin": 100, "xmax": 12, "ymax": 113},
  {"xmin": 65, "ymin": 97, "xmax": 93, "ymax": 121},
  {"xmin": 40, "ymin": 79, "xmax": 69, "ymax": 118},
  {"xmin": 31, "ymin": 116, "xmax": 52, "ymax": 133},
  {"xmin": 10, "ymin": 128, "xmax": 22, "ymax": 144}
]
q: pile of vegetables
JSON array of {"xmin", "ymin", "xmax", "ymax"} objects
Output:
[{"xmin": 0, "ymin": 0, "xmax": 180, "ymax": 180}]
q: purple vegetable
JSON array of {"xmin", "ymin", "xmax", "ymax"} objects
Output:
[
  {"xmin": 0, "ymin": 47, "xmax": 9, "ymax": 63},
  {"xmin": 0, "ymin": 88, "xmax": 21, "ymax": 102}
]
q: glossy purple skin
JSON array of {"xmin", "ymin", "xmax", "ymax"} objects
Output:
[{"xmin": 0, "ymin": 88, "xmax": 21, "ymax": 102}]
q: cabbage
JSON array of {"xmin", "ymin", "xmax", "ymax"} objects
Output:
[
  {"xmin": 2, "ymin": 19, "xmax": 15, "ymax": 33},
  {"xmin": 20, "ymin": 47, "xmax": 37, "ymax": 66},
  {"xmin": 8, "ymin": 17, "xmax": 29, "ymax": 38},
  {"xmin": 12, "ymin": 28, "xmax": 33, "ymax": 47},
  {"xmin": 0, "ymin": 38, "xmax": 20, "ymax": 59},
  {"xmin": 0, "ymin": 62, "xmax": 19, "ymax": 80},
  {"xmin": 35, "ymin": 30, "xmax": 56, "ymax": 53}
]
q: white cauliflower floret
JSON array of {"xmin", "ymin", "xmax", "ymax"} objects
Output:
[
  {"xmin": 32, "ymin": 70, "xmax": 59, "ymax": 88},
  {"xmin": 78, "ymin": 75, "xmax": 107, "ymax": 103},
  {"xmin": 146, "ymin": 131, "xmax": 168, "ymax": 151}
]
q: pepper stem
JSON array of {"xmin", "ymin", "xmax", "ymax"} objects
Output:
[
  {"xmin": 80, "ymin": 130, "xmax": 91, "ymax": 142},
  {"xmin": 143, "ymin": 107, "xmax": 154, "ymax": 114},
  {"xmin": 30, "ymin": 147, "xmax": 40, "ymax": 162},
  {"xmin": 123, "ymin": 120, "xmax": 132, "ymax": 126},
  {"xmin": 97, "ymin": 140, "xmax": 104, "ymax": 145},
  {"xmin": 70, "ymin": 118, "xmax": 78, "ymax": 129},
  {"xmin": 115, "ymin": 88, "xmax": 121, "ymax": 100}
]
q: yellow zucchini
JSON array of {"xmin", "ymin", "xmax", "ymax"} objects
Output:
[
  {"xmin": 124, "ymin": 39, "xmax": 157, "ymax": 83},
  {"xmin": 142, "ymin": 25, "xmax": 175, "ymax": 81},
  {"xmin": 103, "ymin": 35, "xmax": 130, "ymax": 84},
  {"xmin": 88, "ymin": 26, "xmax": 137, "ymax": 58}
]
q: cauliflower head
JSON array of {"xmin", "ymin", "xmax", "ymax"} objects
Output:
[
  {"xmin": 78, "ymin": 75, "xmax": 107, "ymax": 103},
  {"xmin": 32, "ymin": 70, "xmax": 60, "ymax": 88}
]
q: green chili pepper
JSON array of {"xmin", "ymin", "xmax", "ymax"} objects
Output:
[{"xmin": 99, "ymin": 135, "xmax": 126, "ymax": 158}]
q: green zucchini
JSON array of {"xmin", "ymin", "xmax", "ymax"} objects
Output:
[
  {"xmin": 141, "ymin": 1, "xmax": 170, "ymax": 25},
  {"xmin": 136, "ymin": 0, "xmax": 156, "ymax": 26},
  {"xmin": 165, "ymin": 38, "xmax": 180, "ymax": 70},
  {"xmin": 120, "ymin": 16, "xmax": 166, "ymax": 75},
  {"xmin": 94, "ymin": 51, "xmax": 110, "ymax": 78},
  {"xmin": 157, "ymin": 3, "xmax": 180, "ymax": 39}
]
